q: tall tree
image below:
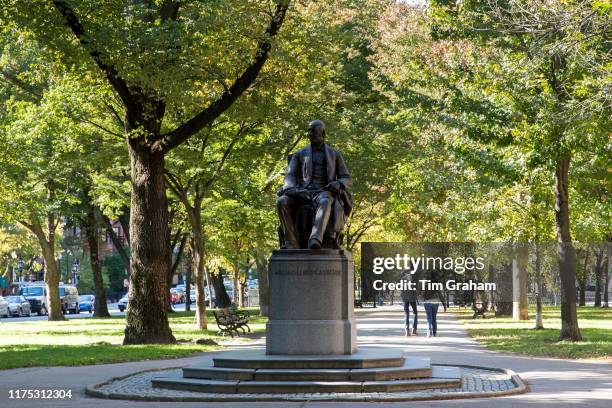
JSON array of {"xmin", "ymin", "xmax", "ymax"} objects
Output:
[
  {"xmin": 378, "ymin": 0, "xmax": 610, "ymax": 341},
  {"xmin": 0, "ymin": 87, "xmax": 81, "ymax": 321},
  {"xmin": 3, "ymin": 0, "xmax": 290, "ymax": 343},
  {"xmin": 166, "ymin": 120, "xmax": 259, "ymax": 328}
]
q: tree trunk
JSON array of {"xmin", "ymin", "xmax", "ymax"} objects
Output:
[
  {"xmin": 604, "ymin": 266, "xmax": 610, "ymax": 307},
  {"xmin": 594, "ymin": 247, "xmax": 604, "ymax": 307},
  {"xmin": 238, "ymin": 275, "xmax": 246, "ymax": 308},
  {"xmin": 232, "ymin": 264, "xmax": 239, "ymax": 305},
  {"xmin": 487, "ymin": 264, "xmax": 496, "ymax": 311},
  {"xmin": 84, "ymin": 203, "xmax": 110, "ymax": 318},
  {"xmin": 578, "ymin": 278, "xmax": 586, "ymax": 306},
  {"xmin": 41, "ymin": 244, "xmax": 63, "ymax": 321},
  {"xmin": 166, "ymin": 266, "xmax": 176, "ymax": 314},
  {"xmin": 189, "ymin": 213, "xmax": 208, "ymax": 329},
  {"xmin": 29, "ymin": 215, "xmax": 63, "ymax": 321},
  {"xmin": 166, "ymin": 233, "xmax": 186, "ymax": 314},
  {"xmin": 123, "ymin": 144, "xmax": 175, "ymax": 344},
  {"xmin": 534, "ymin": 242, "xmax": 544, "ymax": 329},
  {"xmin": 118, "ymin": 210, "xmax": 130, "ymax": 247},
  {"xmin": 604, "ymin": 242, "xmax": 610, "ymax": 307},
  {"xmin": 554, "ymin": 156, "xmax": 581, "ymax": 341},
  {"xmin": 204, "ymin": 266, "xmax": 214, "ymax": 308},
  {"xmin": 185, "ymin": 249, "xmax": 192, "ymax": 312},
  {"xmin": 578, "ymin": 248, "xmax": 589, "ymax": 306},
  {"xmin": 604, "ymin": 268, "xmax": 610, "ymax": 307},
  {"xmin": 43, "ymin": 185, "xmax": 64, "ymax": 321},
  {"xmin": 211, "ymin": 271, "xmax": 232, "ymax": 308},
  {"xmin": 255, "ymin": 249, "xmax": 269, "ymax": 316},
  {"xmin": 513, "ymin": 243, "xmax": 529, "ymax": 320},
  {"xmin": 27, "ymin": 184, "xmax": 64, "ymax": 321}
]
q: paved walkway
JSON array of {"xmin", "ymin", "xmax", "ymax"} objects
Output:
[{"xmin": 0, "ymin": 307, "xmax": 610, "ymax": 407}]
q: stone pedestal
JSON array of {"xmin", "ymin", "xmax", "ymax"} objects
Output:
[{"xmin": 266, "ymin": 249, "xmax": 356, "ymax": 355}]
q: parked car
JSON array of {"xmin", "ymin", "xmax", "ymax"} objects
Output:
[
  {"xmin": 79, "ymin": 294, "xmax": 95, "ymax": 313},
  {"xmin": 60, "ymin": 285, "xmax": 80, "ymax": 314},
  {"xmin": 4, "ymin": 296, "xmax": 31, "ymax": 317},
  {"xmin": 0, "ymin": 296, "xmax": 9, "ymax": 318},
  {"xmin": 170, "ymin": 288, "xmax": 185, "ymax": 305},
  {"xmin": 118, "ymin": 293, "xmax": 128, "ymax": 312},
  {"xmin": 20, "ymin": 284, "xmax": 47, "ymax": 316},
  {"xmin": 177, "ymin": 287, "xmax": 186, "ymax": 301},
  {"xmin": 19, "ymin": 283, "xmax": 80, "ymax": 315},
  {"xmin": 189, "ymin": 287, "xmax": 210, "ymax": 305}
]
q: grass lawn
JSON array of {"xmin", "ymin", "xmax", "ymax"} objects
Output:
[
  {"xmin": 454, "ymin": 305, "xmax": 612, "ymax": 359},
  {"xmin": 0, "ymin": 308, "xmax": 266, "ymax": 370}
]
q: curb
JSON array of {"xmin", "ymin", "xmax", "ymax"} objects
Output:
[{"xmin": 85, "ymin": 364, "xmax": 528, "ymax": 402}]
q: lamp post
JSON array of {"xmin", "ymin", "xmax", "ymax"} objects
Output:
[
  {"xmin": 71, "ymin": 259, "xmax": 80, "ymax": 285},
  {"xmin": 10, "ymin": 252, "xmax": 16, "ymax": 282},
  {"xmin": 17, "ymin": 256, "xmax": 24, "ymax": 283}
]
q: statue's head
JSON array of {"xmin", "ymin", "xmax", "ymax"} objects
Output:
[{"xmin": 308, "ymin": 120, "xmax": 325, "ymax": 145}]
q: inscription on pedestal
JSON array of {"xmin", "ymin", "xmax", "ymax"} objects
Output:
[{"xmin": 274, "ymin": 267, "xmax": 341, "ymax": 276}]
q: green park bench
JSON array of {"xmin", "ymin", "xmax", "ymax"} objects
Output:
[{"xmin": 213, "ymin": 307, "xmax": 251, "ymax": 337}]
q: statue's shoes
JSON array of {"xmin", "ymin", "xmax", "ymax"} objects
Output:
[{"xmin": 308, "ymin": 239, "xmax": 322, "ymax": 249}]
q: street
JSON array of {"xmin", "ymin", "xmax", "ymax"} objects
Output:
[{"xmin": 0, "ymin": 302, "xmax": 193, "ymax": 323}]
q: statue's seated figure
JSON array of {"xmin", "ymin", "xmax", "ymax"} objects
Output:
[{"xmin": 276, "ymin": 120, "xmax": 352, "ymax": 249}]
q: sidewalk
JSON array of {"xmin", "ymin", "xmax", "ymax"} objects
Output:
[
  {"xmin": 0, "ymin": 306, "xmax": 609, "ymax": 407},
  {"xmin": 355, "ymin": 306, "xmax": 612, "ymax": 407}
]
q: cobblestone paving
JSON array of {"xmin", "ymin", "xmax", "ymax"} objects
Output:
[{"xmin": 88, "ymin": 366, "xmax": 522, "ymax": 402}]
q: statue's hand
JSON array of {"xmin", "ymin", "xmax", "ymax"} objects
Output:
[
  {"xmin": 285, "ymin": 187, "xmax": 309, "ymax": 200},
  {"xmin": 283, "ymin": 187, "xmax": 298, "ymax": 198},
  {"xmin": 295, "ymin": 188, "xmax": 310, "ymax": 200},
  {"xmin": 326, "ymin": 181, "xmax": 341, "ymax": 193}
]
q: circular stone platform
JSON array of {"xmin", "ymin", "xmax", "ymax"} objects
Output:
[{"xmin": 86, "ymin": 364, "xmax": 527, "ymax": 402}]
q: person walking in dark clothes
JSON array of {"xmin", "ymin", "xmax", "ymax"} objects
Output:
[{"xmin": 400, "ymin": 271, "xmax": 418, "ymax": 336}]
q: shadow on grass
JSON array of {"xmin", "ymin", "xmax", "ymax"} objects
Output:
[
  {"xmin": 0, "ymin": 308, "xmax": 267, "ymax": 370},
  {"xmin": 467, "ymin": 327, "xmax": 612, "ymax": 359},
  {"xmin": 0, "ymin": 343, "xmax": 219, "ymax": 370},
  {"xmin": 454, "ymin": 306, "xmax": 612, "ymax": 359}
]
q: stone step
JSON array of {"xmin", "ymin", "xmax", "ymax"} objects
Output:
[
  {"xmin": 362, "ymin": 365, "xmax": 462, "ymax": 392},
  {"xmin": 361, "ymin": 377, "xmax": 461, "ymax": 393},
  {"xmin": 152, "ymin": 373, "xmax": 461, "ymax": 394},
  {"xmin": 212, "ymin": 347, "xmax": 404, "ymax": 369},
  {"xmin": 152, "ymin": 378, "xmax": 238, "ymax": 393},
  {"xmin": 237, "ymin": 380, "xmax": 362, "ymax": 394},
  {"xmin": 183, "ymin": 366, "xmax": 256, "ymax": 381},
  {"xmin": 349, "ymin": 357, "xmax": 432, "ymax": 381},
  {"xmin": 183, "ymin": 357, "xmax": 432, "ymax": 382}
]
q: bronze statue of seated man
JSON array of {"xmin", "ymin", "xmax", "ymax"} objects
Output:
[{"xmin": 276, "ymin": 120, "xmax": 352, "ymax": 249}]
